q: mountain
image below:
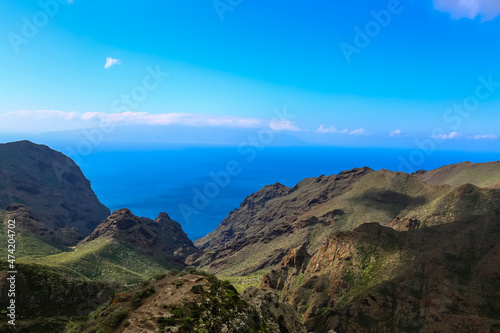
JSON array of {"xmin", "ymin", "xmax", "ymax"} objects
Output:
[
  {"xmin": 192, "ymin": 166, "xmax": 500, "ymax": 276},
  {"xmin": 191, "ymin": 162, "xmax": 500, "ymax": 332},
  {"xmin": 0, "ymin": 140, "xmax": 110, "ymax": 241},
  {"xmin": 261, "ymin": 208, "xmax": 500, "ymax": 332},
  {"xmin": 22, "ymin": 208, "xmax": 198, "ymax": 284},
  {"xmin": 413, "ymin": 161, "xmax": 500, "ymax": 189},
  {"xmin": 65, "ymin": 269, "xmax": 306, "ymax": 333},
  {"xmin": 82, "ymin": 208, "xmax": 197, "ymax": 267}
]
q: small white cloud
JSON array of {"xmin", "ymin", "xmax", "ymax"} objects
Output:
[
  {"xmin": 269, "ymin": 119, "xmax": 300, "ymax": 132},
  {"xmin": 340, "ymin": 129, "xmax": 348, "ymax": 134},
  {"xmin": 431, "ymin": 131, "xmax": 460, "ymax": 140},
  {"xmin": 389, "ymin": 129, "xmax": 402, "ymax": 137},
  {"xmin": 468, "ymin": 134, "xmax": 498, "ymax": 140},
  {"xmin": 104, "ymin": 57, "xmax": 120, "ymax": 69},
  {"xmin": 316, "ymin": 124, "xmax": 337, "ymax": 133},
  {"xmin": 433, "ymin": 0, "xmax": 500, "ymax": 20},
  {"xmin": 349, "ymin": 128, "xmax": 371, "ymax": 135}
]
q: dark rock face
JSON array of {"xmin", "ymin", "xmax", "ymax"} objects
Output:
[
  {"xmin": 0, "ymin": 141, "xmax": 110, "ymax": 239},
  {"xmin": 192, "ymin": 167, "xmax": 376, "ymax": 274},
  {"xmin": 262, "ymin": 211, "xmax": 500, "ymax": 332},
  {"xmin": 82, "ymin": 208, "xmax": 197, "ymax": 266}
]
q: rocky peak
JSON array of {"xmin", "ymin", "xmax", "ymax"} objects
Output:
[
  {"xmin": 82, "ymin": 208, "xmax": 197, "ymax": 266},
  {"xmin": 155, "ymin": 212, "xmax": 171, "ymax": 221}
]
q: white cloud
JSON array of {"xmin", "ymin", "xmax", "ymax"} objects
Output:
[
  {"xmin": 389, "ymin": 129, "xmax": 402, "ymax": 137},
  {"xmin": 433, "ymin": 0, "xmax": 500, "ymax": 20},
  {"xmin": 349, "ymin": 128, "xmax": 372, "ymax": 135},
  {"xmin": 269, "ymin": 119, "xmax": 300, "ymax": 131},
  {"xmin": 316, "ymin": 124, "xmax": 337, "ymax": 133},
  {"xmin": 5, "ymin": 109, "xmax": 78, "ymax": 120},
  {"xmin": 86, "ymin": 111, "xmax": 265, "ymax": 128},
  {"xmin": 104, "ymin": 57, "xmax": 120, "ymax": 69},
  {"xmin": 431, "ymin": 131, "xmax": 460, "ymax": 140},
  {"xmin": 468, "ymin": 134, "xmax": 498, "ymax": 140},
  {"xmin": 3, "ymin": 110, "xmax": 271, "ymax": 131},
  {"xmin": 315, "ymin": 125, "xmax": 372, "ymax": 135}
]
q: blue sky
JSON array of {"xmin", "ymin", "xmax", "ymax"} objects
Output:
[{"xmin": 1, "ymin": 0, "xmax": 500, "ymax": 150}]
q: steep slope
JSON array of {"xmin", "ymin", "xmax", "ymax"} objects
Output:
[
  {"xmin": 0, "ymin": 140, "xmax": 110, "ymax": 240},
  {"xmin": 66, "ymin": 270, "xmax": 306, "ymax": 333},
  {"xmin": 192, "ymin": 167, "xmax": 497, "ymax": 276},
  {"xmin": 23, "ymin": 209, "xmax": 197, "ymax": 284},
  {"xmin": 82, "ymin": 208, "xmax": 197, "ymax": 266},
  {"xmin": 261, "ymin": 186, "xmax": 500, "ymax": 332},
  {"xmin": 414, "ymin": 161, "xmax": 500, "ymax": 188},
  {"xmin": 0, "ymin": 261, "xmax": 120, "ymax": 333}
]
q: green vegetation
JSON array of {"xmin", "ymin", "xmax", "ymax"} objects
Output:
[
  {"xmin": 0, "ymin": 224, "xmax": 64, "ymax": 259},
  {"xmin": 335, "ymin": 247, "xmax": 405, "ymax": 308},
  {"xmin": 20, "ymin": 237, "xmax": 176, "ymax": 284},
  {"xmin": 218, "ymin": 270, "xmax": 271, "ymax": 293}
]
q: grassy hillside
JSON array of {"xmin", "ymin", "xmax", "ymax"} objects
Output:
[
  {"xmin": 20, "ymin": 237, "xmax": 179, "ymax": 284},
  {"xmin": 415, "ymin": 161, "xmax": 500, "ymax": 188},
  {"xmin": 0, "ymin": 223, "xmax": 64, "ymax": 259}
]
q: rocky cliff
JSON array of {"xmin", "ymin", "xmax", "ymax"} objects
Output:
[
  {"xmin": 0, "ymin": 141, "xmax": 110, "ymax": 241},
  {"xmin": 82, "ymin": 208, "xmax": 197, "ymax": 266},
  {"xmin": 261, "ymin": 201, "xmax": 500, "ymax": 332},
  {"xmin": 192, "ymin": 166, "xmax": 500, "ymax": 276}
]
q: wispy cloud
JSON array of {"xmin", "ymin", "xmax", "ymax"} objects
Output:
[
  {"xmin": 104, "ymin": 57, "xmax": 120, "ymax": 69},
  {"xmin": 389, "ymin": 129, "xmax": 402, "ymax": 137},
  {"xmin": 5, "ymin": 109, "xmax": 78, "ymax": 120},
  {"xmin": 316, "ymin": 124, "xmax": 337, "ymax": 133},
  {"xmin": 349, "ymin": 128, "xmax": 371, "ymax": 135},
  {"xmin": 431, "ymin": 131, "xmax": 460, "ymax": 140},
  {"xmin": 468, "ymin": 134, "xmax": 498, "ymax": 140},
  {"xmin": 315, "ymin": 125, "xmax": 372, "ymax": 135},
  {"xmin": 3, "ymin": 110, "xmax": 269, "ymax": 131},
  {"xmin": 269, "ymin": 119, "xmax": 300, "ymax": 131},
  {"xmin": 433, "ymin": 0, "xmax": 500, "ymax": 20}
]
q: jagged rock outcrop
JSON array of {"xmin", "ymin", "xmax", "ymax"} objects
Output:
[
  {"xmin": 82, "ymin": 208, "xmax": 197, "ymax": 266},
  {"xmin": 0, "ymin": 141, "xmax": 110, "ymax": 240}
]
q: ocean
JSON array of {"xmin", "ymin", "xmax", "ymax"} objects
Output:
[{"xmin": 77, "ymin": 146, "xmax": 499, "ymax": 240}]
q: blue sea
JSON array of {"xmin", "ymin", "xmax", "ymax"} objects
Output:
[{"xmin": 76, "ymin": 147, "xmax": 499, "ymax": 240}]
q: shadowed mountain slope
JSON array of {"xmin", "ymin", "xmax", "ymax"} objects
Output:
[{"xmin": 0, "ymin": 140, "xmax": 110, "ymax": 241}]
